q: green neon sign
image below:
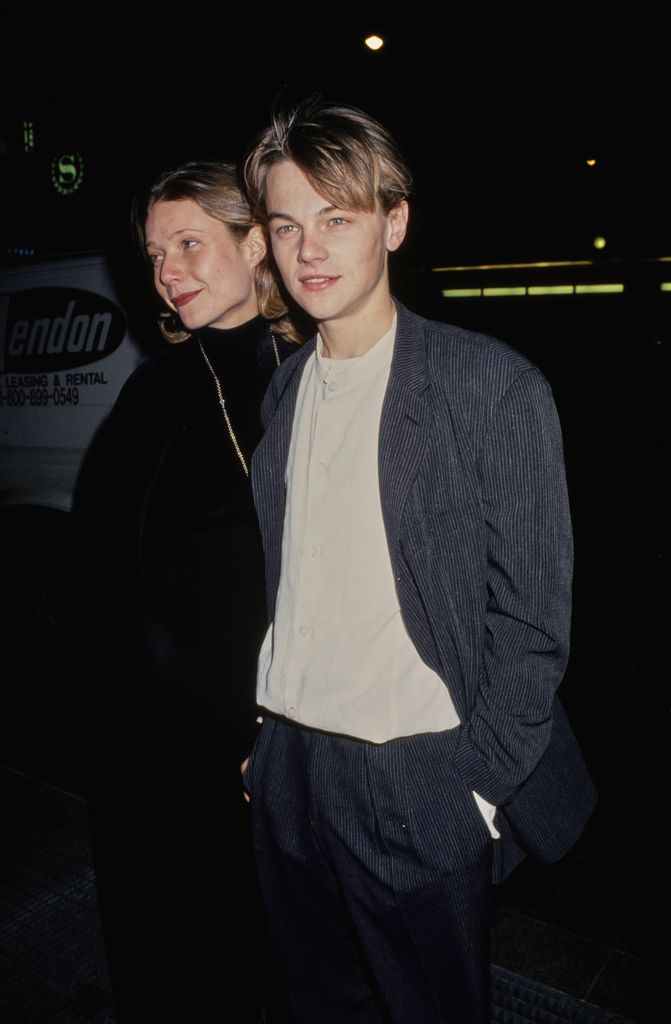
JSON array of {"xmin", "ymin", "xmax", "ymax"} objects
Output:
[{"xmin": 51, "ymin": 153, "xmax": 84, "ymax": 196}]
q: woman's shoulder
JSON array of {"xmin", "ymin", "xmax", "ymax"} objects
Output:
[
  {"xmin": 101, "ymin": 342, "xmax": 198, "ymax": 437},
  {"xmin": 119, "ymin": 339, "xmax": 197, "ymax": 397}
]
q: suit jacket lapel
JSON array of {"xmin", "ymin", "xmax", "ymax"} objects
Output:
[
  {"xmin": 379, "ymin": 303, "xmax": 433, "ymax": 557},
  {"xmin": 252, "ymin": 340, "xmax": 315, "ymax": 607}
]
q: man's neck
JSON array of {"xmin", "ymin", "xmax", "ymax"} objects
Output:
[{"xmin": 319, "ymin": 298, "xmax": 396, "ymax": 360}]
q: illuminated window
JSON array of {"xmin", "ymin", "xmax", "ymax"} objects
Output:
[
  {"xmin": 441, "ymin": 282, "xmax": 625, "ymax": 299},
  {"xmin": 575, "ymin": 284, "xmax": 623, "ymax": 294},
  {"xmin": 442, "ymin": 288, "xmax": 482, "ymax": 298},
  {"xmin": 527, "ymin": 286, "xmax": 574, "ymax": 296},
  {"xmin": 482, "ymin": 287, "xmax": 526, "ymax": 297}
]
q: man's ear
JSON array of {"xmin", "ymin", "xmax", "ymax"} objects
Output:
[
  {"xmin": 386, "ymin": 200, "xmax": 409, "ymax": 253},
  {"xmin": 243, "ymin": 225, "xmax": 267, "ymax": 268}
]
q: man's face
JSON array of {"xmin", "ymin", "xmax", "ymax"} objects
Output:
[{"xmin": 264, "ymin": 160, "xmax": 407, "ymax": 334}]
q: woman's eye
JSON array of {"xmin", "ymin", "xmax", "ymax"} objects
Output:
[
  {"xmin": 148, "ymin": 252, "xmax": 162, "ymax": 265},
  {"xmin": 182, "ymin": 239, "xmax": 198, "ymax": 250}
]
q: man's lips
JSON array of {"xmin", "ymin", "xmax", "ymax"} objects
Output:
[
  {"xmin": 172, "ymin": 290, "xmax": 201, "ymax": 308},
  {"xmin": 299, "ymin": 275, "xmax": 340, "ymax": 292}
]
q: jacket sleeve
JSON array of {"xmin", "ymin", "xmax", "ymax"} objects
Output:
[{"xmin": 453, "ymin": 368, "xmax": 573, "ymax": 806}]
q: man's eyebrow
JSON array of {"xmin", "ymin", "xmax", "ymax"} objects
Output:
[{"xmin": 267, "ymin": 205, "xmax": 339, "ymax": 222}]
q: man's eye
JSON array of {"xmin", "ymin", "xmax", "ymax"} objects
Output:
[
  {"xmin": 276, "ymin": 224, "xmax": 297, "ymax": 235},
  {"xmin": 329, "ymin": 217, "xmax": 348, "ymax": 226}
]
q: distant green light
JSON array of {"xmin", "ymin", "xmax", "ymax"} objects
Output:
[
  {"xmin": 575, "ymin": 284, "xmax": 623, "ymax": 294},
  {"xmin": 660, "ymin": 282, "xmax": 671, "ymax": 292},
  {"xmin": 23, "ymin": 120, "xmax": 35, "ymax": 153},
  {"xmin": 593, "ymin": 236, "xmax": 607, "ymax": 250},
  {"xmin": 51, "ymin": 152, "xmax": 84, "ymax": 196},
  {"xmin": 527, "ymin": 286, "xmax": 575, "ymax": 296},
  {"xmin": 482, "ymin": 287, "xmax": 526, "ymax": 297},
  {"xmin": 442, "ymin": 288, "xmax": 482, "ymax": 298}
]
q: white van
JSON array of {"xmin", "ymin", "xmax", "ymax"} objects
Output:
[{"xmin": 0, "ymin": 254, "xmax": 147, "ymax": 643}]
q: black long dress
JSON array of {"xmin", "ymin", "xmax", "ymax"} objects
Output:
[{"xmin": 75, "ymin": 316, "xmax": 293, "ymax": 1022}]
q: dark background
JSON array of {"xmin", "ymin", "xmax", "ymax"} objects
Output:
[
  {"xmin": 2, "ymin": 15, "xmax": 669, "ymax": 264},
  {"xmin": 1, "ymin": 15, "xmax": 667, "ymax": 1021}
]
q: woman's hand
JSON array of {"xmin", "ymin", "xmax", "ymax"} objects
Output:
[{"xmin": 240, "ymin": 757, "xmax": 251, "ymax": 803}]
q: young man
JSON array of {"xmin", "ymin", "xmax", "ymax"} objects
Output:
[{"xmin": 241, "ymin": 98, "xmax": 596, "ymax": 1023}]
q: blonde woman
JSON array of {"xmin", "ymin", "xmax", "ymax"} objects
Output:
[{"xmin": 78, "ymin": 162, "xmax": 298, "ymax": 1022}]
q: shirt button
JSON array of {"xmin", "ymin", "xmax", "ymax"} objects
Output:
[
  {"xmin": 287, "ymin": 706, "xmax": 297, "ymax": 719},
  {"xmin": 327, "ymin": 381, "xmax": 338, "ymax": 392},
  {"xmin": 298, "ymin": 624, "xmax": 311, "ymax": 637},
  {"xmin": 311, "ymin": 544, "xmax": 320, "ymax": 557},
  {"xmin": 317, "ymin": 462, "xmax": 328, "ymax": 476}
]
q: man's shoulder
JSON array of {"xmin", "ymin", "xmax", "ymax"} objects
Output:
[
  {"xmin": 395, "ymin": 299, "xmax": 549, "ymax": 411},
  {"xmin": 398, "ymin": 303, "xmax": 538, "ymax": 383},
  {"xmin": 268, "ymin": 337, "xmax": 315, "ymax": 393},
  {"xmin": 394, "ymin": 302, "xmax": 556, "ymax": 440}
]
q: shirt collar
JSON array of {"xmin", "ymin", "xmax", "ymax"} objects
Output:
[{"xmin": 315, "ymin": 316, "xmax": 396, "ymax": 397}]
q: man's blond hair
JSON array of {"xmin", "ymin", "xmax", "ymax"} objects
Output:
[{"xmin": 244, "ymin": 96, "xmax": 412, "ymax": 218}]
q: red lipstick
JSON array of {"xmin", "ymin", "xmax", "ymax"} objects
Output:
[{"xmin": 173, "ymin": 290, "xmax": 201, "ymax": 308}]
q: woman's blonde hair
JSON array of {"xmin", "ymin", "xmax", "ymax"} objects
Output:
[
  {"xmin": 244, "ymin": 96, "xmax": 413, "ymax": 220},
  {"xmin": 134, "ymin": 160, "xmax": 298, "ymax": 343}
]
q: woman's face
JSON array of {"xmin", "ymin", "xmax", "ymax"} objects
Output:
[{"xmin": 144, "ymin": 198, "xmax": 266, "ymax": 331}]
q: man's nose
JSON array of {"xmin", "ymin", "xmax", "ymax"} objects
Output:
[{"xmin": 297, "ymin": 227, "xmax": 327, "ymax": 264}]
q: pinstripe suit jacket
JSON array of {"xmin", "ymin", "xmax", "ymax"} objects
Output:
[{"xmin": 251, "ymin": 301, "xmax": 596, "ymax": 881}]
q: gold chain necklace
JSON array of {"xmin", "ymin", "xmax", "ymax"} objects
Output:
[{"xmin": 198, "ymin": 333, "xmax": 280, "ymax": 477}]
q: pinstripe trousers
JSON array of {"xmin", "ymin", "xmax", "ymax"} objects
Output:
[{"xmin": 246, "ymin": 715, "xmax": 494, "ymax": 1023}]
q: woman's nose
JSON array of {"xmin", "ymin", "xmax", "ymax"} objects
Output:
[{"xmin": 159, "ymin": 252, "xmax": 183, "ymax": 286}]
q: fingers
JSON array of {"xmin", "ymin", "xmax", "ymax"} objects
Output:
[{"xmin": 240, "ymin": 756, "xmax": 251, "ymax": 804}]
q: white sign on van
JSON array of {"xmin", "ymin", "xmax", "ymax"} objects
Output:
[{"xmin": 0, "ymin": 255, "xmax": 146, "ymax": 512}]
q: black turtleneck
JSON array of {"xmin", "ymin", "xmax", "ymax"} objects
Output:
[
  {"xmin": 144, "ymin": 316, "xmax": 280, "ymax": 536},
  {"xmin": 106, "ymin": 315, "xmax": 294, "ymax": 693},
  {"xmin": 76, "ymin": 317, "xmax": 297, "ymax": 1019}
]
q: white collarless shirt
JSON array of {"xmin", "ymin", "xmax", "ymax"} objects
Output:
[{"xmin": 258, "ymin": 317, "xmax": 461, "ymax": 740}]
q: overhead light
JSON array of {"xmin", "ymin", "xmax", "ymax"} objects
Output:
[
  {"xmin": 593, "ymin": 236, "xmax": 607, "ymax": 250},
  {"xmin": 364, "ymin": 35, "xmax": 384, "ymax": 50},
  {"xmin": 586, "ymin": 158, "xmax": 597, "ymax": 167}
]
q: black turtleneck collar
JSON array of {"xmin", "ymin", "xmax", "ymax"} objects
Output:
[{"xmin": 194, "ymin": 316, "xmax": 267, "ymax": 367}]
